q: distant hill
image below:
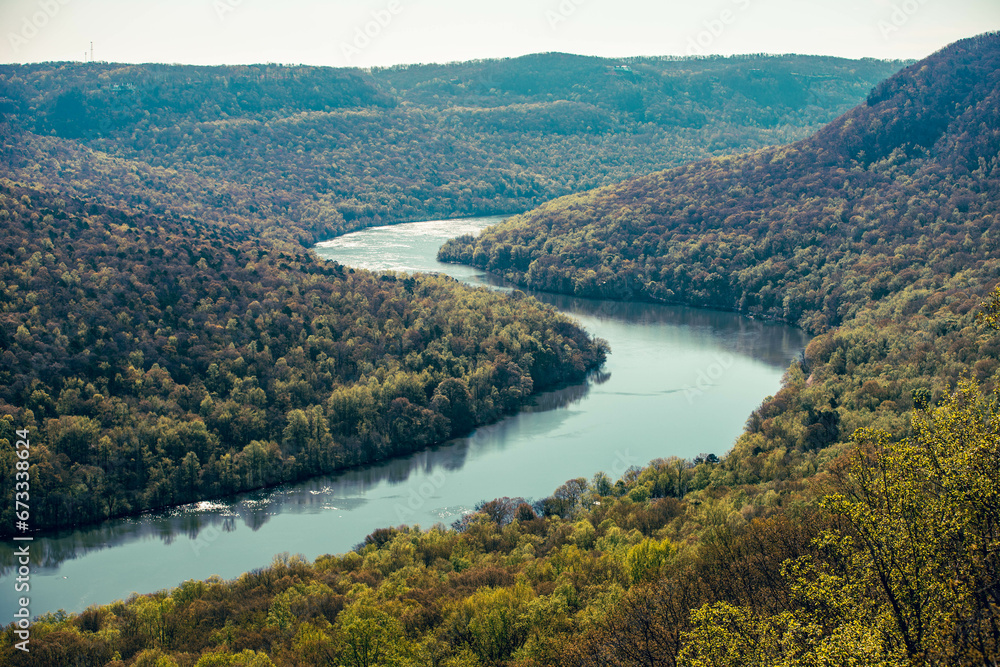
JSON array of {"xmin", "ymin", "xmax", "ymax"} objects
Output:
[
  {"xmin": 440, "ymin": 33, "xmax": 1000, "ymax": 333},
  {"xmin": 0, "ymin": 54, "xmax": 906, "ymax": 240},
  {"xmin": 374, "ymin": 52, "xmax": 905, "ymax": 128},
  {"xmin": 0, "ymin": 63, "xmax": 393, "ymax": 138}
]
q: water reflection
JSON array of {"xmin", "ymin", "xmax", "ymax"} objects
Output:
[
  {"xmin": 0, "ymin": 374, "xmax": 594, "ymax": 577},
  {"xmin": 0, "ymin": 215, "xmax": 807, "ymax": 617},
  {"xmin": 528, "ymin": 291, "xmax": 803, "ymax": 369}
]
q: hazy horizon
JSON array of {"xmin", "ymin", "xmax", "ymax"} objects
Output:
[{"xmin": 2, "ymin": 0, "xmax": 999, "ymax": 68}]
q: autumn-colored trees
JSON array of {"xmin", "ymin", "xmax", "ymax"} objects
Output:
[
  {"xmin": 0, "ymin": 183, "xmax": 605, "ymax": 534},
  {"xmin": 4, "ymin": 331, "xmax": 1000, "ymax": 664},
  {"xmin": 4, "ymin": 36, "xmax": 1000, "ymax": 666},
  {"xmin": 14, "ymin": 372, "xmax": 997, "ymax": 665},
  {"xmin": 0, "ymin": 54, "xmax": 903, "ymax": 243},
  {"xmin": 0, "ymin": 51, "xmax": 911, "ymax": 539},
  {"xmin": 677, "ymin": 378, "xmax": 1000, "ymax": 665},
  {"xmin": 441, "ymin": 33, "xmax": 1000, "ymax": 335}
]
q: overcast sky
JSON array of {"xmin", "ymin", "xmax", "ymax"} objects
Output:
[{"xmin": 2, "ymin": 0, "xmax": 999, "ymax": 67}]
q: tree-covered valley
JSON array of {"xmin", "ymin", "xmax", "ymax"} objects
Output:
[
  {"xmin": 0, "ymin": 53, "xmax": 905, "ymax": 238},
  {"xmin": 2, "ymin": 34, "xmax": 1000, "ymax": 667},
  {"xmin": 439, "ymin": 37, "xmax": 1000, "ymax": 334},
  {"xmin": 0, "ymin": 179, "xmax": 606, "ymax": 534},
  {"xmin": 0, "ymin": 51, "xmax": 903, "ymax": 534}
]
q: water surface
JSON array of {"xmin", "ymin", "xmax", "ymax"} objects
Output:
[{"xmin": 0, "ymin": 216, "xmax": 806, "ymax": 617}]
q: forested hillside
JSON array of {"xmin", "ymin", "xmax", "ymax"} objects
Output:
[
  {"xmin": 0, "ymin": 180, "xmax": 604, "ymax": 534},
  {"xmin": 0, "ymin": 51, "xmax": 904, "ymax": 534},
  {"xmin": 5, "ymin": 309, "xmax": 998, "ymax": 665},
  {"xmin": 6, "ymin": 42, "xmax": 1000, "ymax": 666},
  {"xmin": 436, "ymin": 32, "xmax": 1000, "ymax": 663},
  {"xmin": 440, "ymin": 36, "xmax": 1000, "ymax": 334},
  {"xmin": 0, "ymin": 54, "xmax": 905, "ymax": 237}
]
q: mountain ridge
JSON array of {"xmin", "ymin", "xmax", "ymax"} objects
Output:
[
  {"xmin": 0, "ymin": 53, "xmax": 906, "ymax": 239},
  {"xmin": 439, "ymin": 32, "xmax": 1000, "ymax": 333}
]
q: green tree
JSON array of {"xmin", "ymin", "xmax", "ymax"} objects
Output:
[
  {"xmin": 336, "ymin": 590, "xmax": 405, "ymax": 667},
  {"xmin": 447, "ymin": 583, "xmax": 534, "ymax": 664},
  {"xmin": 194, "ymin": 650, "xmax": 276, "ymax": 667},
  {"xmin": 625, "ymin": 536, "xmax": 676, "ymax": 584}
]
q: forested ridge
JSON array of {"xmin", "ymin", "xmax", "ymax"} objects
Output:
[
  {"xmin": 4, "ymin": 41, "xmax": 1000, "ymax": 667},
  {"xmin": 440, "ymin": 34, "xmax": 1000, "ymax": 333},
  {"xmin": 0, "ymin": 51, "xmax": 903, "ymax": 534},
  {"xmin": 4, "ymin": 325, "xmax": 998, "ymax": 665},
  {"xmin": 0, "ymin": 180, "xmax": 605, "ymax": 534},
  {"xmin": 0, "ymin": 54, "xmax": 904, "ymax": 238}
]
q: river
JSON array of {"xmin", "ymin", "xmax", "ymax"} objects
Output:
[{"xmin": 0, "ymin": 215, "xmax": 807, "ymax": 618}]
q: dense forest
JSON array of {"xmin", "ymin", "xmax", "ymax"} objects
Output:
[
  {"xmin": 0, "ymin": 180, "xmax": 605, "ymax": 534},
  {"xmin": 0, "ymin": 51, "xmax": 903, "ymax": 534},
  {"xmin": 3, "ymin": 38, "xmax": 1000, "ymax": 667},
  {"xmin": 0, "ymin": 54, "xmax": 904, "ymax": 238},
  {"xmin": 440, "ymin": 35, "xmax": 1000, "ymax": 333},
  {"xmin": 3, "ymin": 302, "xmax": 997, "ymax": 665}
]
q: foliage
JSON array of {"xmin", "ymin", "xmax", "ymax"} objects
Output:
[
  {"xmin": 440, "ymin": 34, "xmax": 1000, "ymax": 334},
  {"xmin": 0, "ymin": 54, "xmax": 904, "ymax": 241},
  {"xmin": 4, "ymin": 377, "xmax": 999, "ymax": 665},
  {"xmin": 0, "ymin": 183, "xmax": 604, "ymax": 533},
  {"xmin": 679, "ymin": 380, "xmax": 1000, "ymax": 665},
  {"xmin": 0, "ymin": 51, "xmax": 902, "ymax": 534},
  {"xmin": 3, "ymin": 33, "xmax": 1000, "ymax": 667}
]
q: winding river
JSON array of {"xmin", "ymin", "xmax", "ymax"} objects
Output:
[{"xmin": 0, "ymin": 216, "xmax": 807, "ymax": 618}]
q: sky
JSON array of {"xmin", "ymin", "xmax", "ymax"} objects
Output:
[{"xmin": 2, "ymin": 0, "xmax": 999, "ymax": 67}]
